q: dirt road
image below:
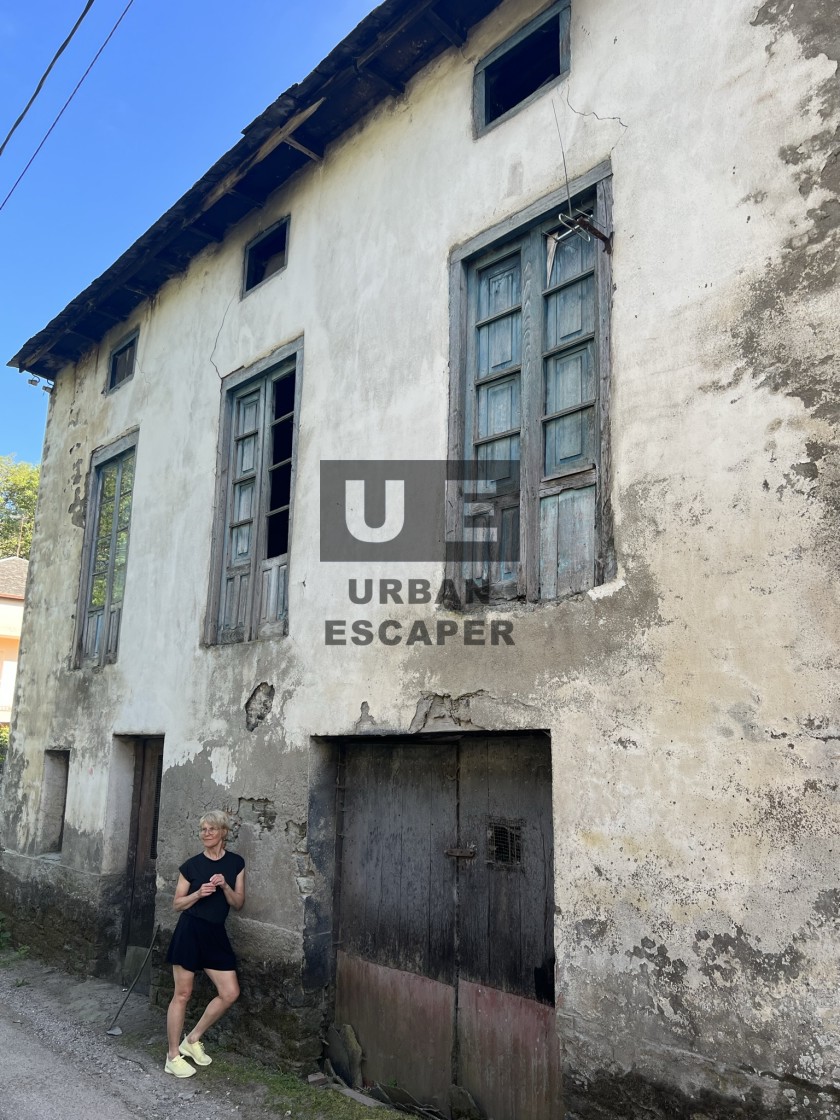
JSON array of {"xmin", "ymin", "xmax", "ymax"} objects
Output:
[{"xmin": 0, "ymin": 949, "xmax": 400, "ymax": 1120}]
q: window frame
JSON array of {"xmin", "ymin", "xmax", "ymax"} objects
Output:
[
  {"xmin": 106, "ymin": 330, "xmax": 139, "ymax": 393},
  {"xmin": 74, "ymin": 430, "xmax": 139, "ymax": 667},
  {"xmin": 205, "ymin": 337, "xmax": 303, "ymax": 645},
  {"xmin": 242, "ymin": 217, "xmax": 291, "ymax": 296},
  {"xmin": 473, "ymin": 0, "xmax": 571, "ymax": 136},
  {"xmin": 446, "ymin": 163, "xmax": 614, "ymax": 605}
]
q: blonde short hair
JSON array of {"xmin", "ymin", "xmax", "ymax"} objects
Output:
[{"xmin": 199, "ymin": 809, "xmax": 231, "ymax": 835}]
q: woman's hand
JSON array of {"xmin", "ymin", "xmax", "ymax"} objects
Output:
[
  {"xmin": 209, "ymin": 874, "xmax": 225, "ymax": 888},
  {"xmin": 198, "ymin": 880, "xmax": 218, "ymax": 896}
]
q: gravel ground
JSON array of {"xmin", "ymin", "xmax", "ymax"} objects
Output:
[{"xmin": 0, "ymin": 949, "xmax": 403, "ymax": 1120}]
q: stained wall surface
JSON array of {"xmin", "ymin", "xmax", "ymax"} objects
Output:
[{"xmin": 1, "ymin": 0, "xmax": 839, "ymax": 1114}]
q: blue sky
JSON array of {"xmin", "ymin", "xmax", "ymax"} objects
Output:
[{"xmin": 0, "ymin": 0, "xmax": 375, "ymax": 464}]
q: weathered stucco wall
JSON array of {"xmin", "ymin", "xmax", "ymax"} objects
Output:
[{"xmin": 1, "ymin": 0, "xmax": 839, "ymax": 1114}]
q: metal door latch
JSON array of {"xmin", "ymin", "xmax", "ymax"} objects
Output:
[{"xmin": 445, "ymin": 846, "xmax": 476, "ymax": 859}]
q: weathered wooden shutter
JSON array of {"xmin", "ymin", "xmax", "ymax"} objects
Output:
[
  {"xmin": 218, "ymin": 386, "xmax": 264, "ymax": 642},
  {"xmin": 465, "ymin": 251, "xmax": 524, "ymax": 594},
  {"xmin": 536, "ymin": 219, "xmax": 598, "ymax": 598},
  {"xmin": 83, "ymin": 448, "xmax": 135, "ymax": 664}
]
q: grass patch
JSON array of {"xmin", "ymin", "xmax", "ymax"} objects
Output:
[{"xmin": 205, "ymin": 1053, "xmax": 405, "ymax": 1120}]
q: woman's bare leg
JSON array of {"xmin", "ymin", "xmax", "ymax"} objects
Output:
[
  {"xmin": 166, "ymin": 965, "xmax": 195, "ymax": 1058},
  {"xmin": 186, "ymin": 968, "xmax": 240, "ymax": 1043}
]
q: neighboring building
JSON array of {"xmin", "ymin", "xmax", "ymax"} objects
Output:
[
  {"xmin": 1, "ymin": 1, "xmax": 838, "ymax": 1118},
  {"xmin": 0, "ymin": 557, "xmax": 27, "ymax": 728}
]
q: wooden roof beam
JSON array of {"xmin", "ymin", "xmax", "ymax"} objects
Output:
[
  {"xmin": 357, "ymin": 61, "xmax": 405, "ymax": 96},
  {"xmin": 424, "ymin": 7, "xmax": 466, "ymax": 46}
]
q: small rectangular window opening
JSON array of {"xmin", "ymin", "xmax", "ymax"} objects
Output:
[
  {"xmin": 488, "ymin": 818, "xmax": 523, "ymax": 865},
  {"xmin": 486, "ymin": 16, "xmax": 560, "ymax": 124},
  {"xmin": 40, "ymin": 749, "xmax": 70, "ymax": 854},
  {"xmin": 109, "ymin": 335, "xmax": 137, "ymax": 391},
  {"xmin": 476, "ymin": 4, "xmax": 570, "ymax": 131},
  {"xmin": 245, "ymin": 219, "xmax": 289, "ymax": 292}
]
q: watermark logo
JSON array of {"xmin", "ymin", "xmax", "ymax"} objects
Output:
[
  {"xmin": 320, "ymin": 460, "xmax": 520, "ymax": 647},
  {"xmin": 320, "ymin": 459, "xmax": 520, "ymax": 563}
]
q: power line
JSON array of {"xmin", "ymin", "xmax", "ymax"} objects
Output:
[
  {"xmin": 0, "ymin": 0, "xmax": 98, "ymax": 159},
  {"xmin": 0, "ymin": 0, "xmax": 137, "ymax": 215}
]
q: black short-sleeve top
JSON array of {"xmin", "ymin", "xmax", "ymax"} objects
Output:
[{"xmin": 179, "ymin": 850, "xmax": 245, "ymax": 924}]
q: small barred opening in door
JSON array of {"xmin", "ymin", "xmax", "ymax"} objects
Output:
[
  {"xmin": 333, "ymin": 732, "xmax": 559, "ymax": 1120},
  {"xmin": 488, "ymin": 817, "xmax": 523, "ymax": 865}
]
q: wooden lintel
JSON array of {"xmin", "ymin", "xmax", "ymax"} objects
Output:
[
  {"xmin": 200, "ymin": 99, "xmax": 326, "ymax": 215},
  {"xmin": 424, "ymin": 7, "xmax": 465, "ymax": 46},
  {"xmin": 283, "ymin": 135, "xmax": 322, "ymax": 162}
]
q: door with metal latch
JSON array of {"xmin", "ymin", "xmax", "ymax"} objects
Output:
[{"xmin": 335, "ymin": 733, "xmax": 558, "ymax": 1119}]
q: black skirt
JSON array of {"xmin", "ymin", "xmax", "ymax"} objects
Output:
[{"xmin": 165, "ymin": 911, "xmax": 237, "ymax": 973}]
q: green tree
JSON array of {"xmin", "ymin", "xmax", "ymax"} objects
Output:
[{"xmin": 0, "ymin": 457, "xmax": 40, "ymax": 559}]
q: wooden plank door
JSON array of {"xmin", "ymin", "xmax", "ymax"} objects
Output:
[
  {"xmin": 456, "ymin": 735, "xmax": 559, "ymax": 1119},
  {"xmin": 123, "ymin": 737, "xmax": 164, "ymax": 988},
  {"xmin": 336, "ymin": 740, "xmax": 457, "ymax": 1115},
  {"xmin": 335, "ymin": 734, "xmax": 557, "ymax": 1119}
]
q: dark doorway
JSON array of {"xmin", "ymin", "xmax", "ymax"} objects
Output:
[
  {"xmin": 122, "ymin": 736, "xmax": 164, "ymax": 991},
  {"xmin": 334, "ymin": 733, "xmax": 558, "ymax": 1119}
]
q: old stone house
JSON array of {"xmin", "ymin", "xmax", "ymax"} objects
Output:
[{"xmin": 1, "ymin": 1, "xmax": 838, "ymax": 1117}]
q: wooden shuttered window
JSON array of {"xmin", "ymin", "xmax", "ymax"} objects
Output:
[
  {"xmin": 216, "ymin": 354, "xmax": 298, "ymax": 643},
  {"xmin": 81, "ymin": 442, "xmax": 136, "ymax": 665},
  {"xmin": 460, "ymin": 186, "xmax": 611, "ymax": 602}
]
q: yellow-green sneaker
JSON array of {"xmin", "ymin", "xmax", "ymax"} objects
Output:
[
  {"xmin": 180, "ymin": 1037, "xmax": 212, "ymax": 1066},
  {"xmin": 165, "ymin": 1054, "xmax": 196, "ymax": 1077}
]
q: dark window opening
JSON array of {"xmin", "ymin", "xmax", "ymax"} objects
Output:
[
  {"xmin": 267, "ymin": 508, "xmax": 290, "ymax": 559},
  {"xmin": 109, "ymin": 335, "xmax": 137, "ymax": 391},
  {"xmin": 488, "ymin": 818, "xmax": 523, "ymax": 865},
  {"xmin": 485, "ymin": 16, "xmax": 560, "ymax": 123},
  {"xmin": 245, "ymin": 219, "xmax": 289, "ymax": 292},
  {"xmin": 476, "ymin": 4, "xmax": 570, "ymax": 131}
]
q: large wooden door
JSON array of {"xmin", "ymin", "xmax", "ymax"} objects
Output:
[{"xmin": 335, "ymin": 734, "xmax": 558, "ymax": 1119}]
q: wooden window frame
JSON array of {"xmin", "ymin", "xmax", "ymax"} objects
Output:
[
  {"xmin": 242, "ymin": 217, "xmax": 291, "ymax": 296},
  {"xmin": 473, "ymin": 0, "xmax": 571, "ymax": 136},
  {"xmin": 446, "ymin": 163, "xmax": 614, "ymax": 605},
  {"xmin": 74, "ymin": 430, "xmax": 139, "ymax": 667},
  {"xmin": 205, "ymin": 338, "xmax": 303, "ymax": 645},
  {"xmin": 107, "ymin": 330, "xmax": 139, "ymax": 393}
]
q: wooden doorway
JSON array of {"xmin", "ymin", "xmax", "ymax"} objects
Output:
[
  {"xmin": 122, "ymin": 736, "xmax": 164, "ymax": 991},
  {"xmin": 334, "ymin": 733, "xmax": 558, "ymax": 1119}
]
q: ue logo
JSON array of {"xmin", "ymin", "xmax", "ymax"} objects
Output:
[{"xmin": 319, "ymin": 460, "xmax": 520, "ymax": 563}]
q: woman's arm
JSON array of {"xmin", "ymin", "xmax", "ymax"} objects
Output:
[
  {"xmin": 172, "ymin": 872, "xmax": 217, "ymax": 912},
  {"xmin": 210, "ymin": 869, "xmax": 246, "ymax": 912}
]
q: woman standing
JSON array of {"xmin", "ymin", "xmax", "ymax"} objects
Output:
[{"xmin": 164, "ymin": 810, "xmax": 246, "ymax": 1077}]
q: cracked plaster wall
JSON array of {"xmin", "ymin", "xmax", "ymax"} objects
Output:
[{"xmin": 1, "ymin": 0, "xmax": 839, "ymax": 1112}]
